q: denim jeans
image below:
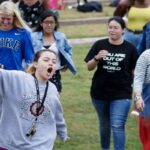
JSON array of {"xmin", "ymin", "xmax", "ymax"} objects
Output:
[
  {"xmin": 124, "ymin": 29, "xmax": 142, "ymax": 54},
  {"xmin": 92, "ymin": 98, "xmax": 131, "ymax": 150}
]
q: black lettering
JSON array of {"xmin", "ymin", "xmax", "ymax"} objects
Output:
[
  {"xmin": 0, "ymin": 38, "xmax": 4, "ymax": 46},
  {"xmin": 5, "ymin": 38, "xmax": 12, "ymax": 48},
  {"xmin": 13, "ymin": 41, "xmax": 20, "ymax": 50}
]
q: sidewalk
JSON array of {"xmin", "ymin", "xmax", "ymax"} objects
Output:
[
  {"xmin": 68, "ymin": 36, "xmax": 107, "ymax": 45},
  {"xmin": 60, "ymin": 17, "xmax": 109, "ymax": 26}
]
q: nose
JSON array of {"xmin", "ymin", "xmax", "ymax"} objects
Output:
[
  {"xmin": 48, "ymin": 60, "xmax": 53, "ymax": 66},
  {"xmin": 110, "ymin": 28, "xmax": 115, "ymax": 32},
  {"xmin": 49, "ymin": 63, "xmax": 52, "ymax": 66},
  {"xmin": 49, "ymin": 61, "xmax": 56, "ymax": 68},
  {"xmin": 3, "ymin": 19, "xmax": 9, "ymax": 24}
]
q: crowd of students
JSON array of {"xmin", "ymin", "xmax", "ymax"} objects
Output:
[
  {"xmin": 0, "ymin": 0, "xmax": 150, "ymax": 150},
  {"xmin": 0, "ymin": 1, "xmax": 75, "ymax": 150}
]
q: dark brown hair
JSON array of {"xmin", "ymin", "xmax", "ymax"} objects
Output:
[
  {"xmin": 35, "ymin": 9, "xmax": 59, "ymax": 31},
  {"xmin": 108, "ymin": 16, "xmax": 126, "ymax": 29},
  {"xmin": 26, "ymin": 49, "xmax": 56, "ymax": 74}
]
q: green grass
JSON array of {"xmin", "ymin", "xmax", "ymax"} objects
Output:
[
  {"xmin": 60, "ymin": 24, "xmax": 107, "ymax": 39},
  {"xmin": 58, "ymin": 5, "xmax": 116, "ymax": 38},
  {"xmin": 53, "ymin": 5, "xmax": 141, "ymax": 150},
  {"xmin": 59, "ymin": 6, "xmax": 115, "ymax": 20},
  {"xmin": 53, "ymin": 44, "xmax": 142, "ymax": 150}
]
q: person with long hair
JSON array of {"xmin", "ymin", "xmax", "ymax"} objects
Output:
[
  {"xmin": 84, "ymin": 16, "xmax": 138, "ymax": 150},
  {"xmin": 0, "ymin": 49, "xmax": 67, "ymax": 150},
  {"xmin": 31, "ymin": 10, "xmax": 76, "ymax": 92},
  {"xmin": 0, "ymin": 1, "xmax": 34, "ymax": 70}
]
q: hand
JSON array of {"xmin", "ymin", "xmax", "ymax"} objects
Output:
[
  {"xmin": 63, "ymin": 136, "xmax": 71, "ymax": 143},
  {"xmin": 136, "ymin": 98, "xmax": 144, "ymax": 112},
  {"xmin": 96, "ymin": 50, "xmax": 108, "ymax": 60},
  {"xmin": 67, "ymin": 136, "xmax": 71, "ymax": 140},
  {"xmin": 0, "ymin": 64, "xmax": 4, "ymax": 69},
  {"xmin": 60, "ymin": 65, "xmax": 67, "ymax": 72}
]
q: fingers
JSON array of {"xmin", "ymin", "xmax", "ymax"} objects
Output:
[
  {"xmin": 136, "ymin": 100, "xmax": 144, "ymax": 112},
  {"xmin": 98, "ymin": 50, "xmax": 109, "ymax": 58},
  {"xmin": 0, "ymin": 64, "xmax": 4, "ymax": 69},
  {"xmin": 60, "ymin": 65, "xmax": 67, "ymax": 72}
]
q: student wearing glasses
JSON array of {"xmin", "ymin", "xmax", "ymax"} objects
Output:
[{"xmin": 31, "ymin": 10, "xmax": 76, "ymax": 93}]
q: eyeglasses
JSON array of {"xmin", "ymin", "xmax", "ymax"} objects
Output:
[{"xmin": 43, "ymin": 21, "xmax": 55, "ymax": 25}]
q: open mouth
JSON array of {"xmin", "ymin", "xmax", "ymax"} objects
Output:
[{"xmin": 47, "ymin": 67, "xmax": 52, "ymax": 73}]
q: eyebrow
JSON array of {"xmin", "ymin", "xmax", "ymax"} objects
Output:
[
  {"xmin": 0, "ymin": 14, "xmax": 13, "ymax": 17},
  {"xmin": 43, "ymin": 57, "xmax": 56, "ymax": 60}
]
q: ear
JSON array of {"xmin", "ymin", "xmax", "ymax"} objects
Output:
[
  {"xmin": 40, "ymin": 21, "xmax": 43, "ymax": 27},
  {"xmin": 122, "ymin": 28, "xmax": 125, "ymax": 35},
  {"xmin": 33, "ymin": 62, "xmax": 38, "ymax": 68}
]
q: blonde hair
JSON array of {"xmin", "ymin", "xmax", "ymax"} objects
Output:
[
  {"xmin": 26, "ymin": 64, "xmax": 36, "ymax": 74},
  {"xmin": 0, "ymin": 1, "xmax": 31, "ymax": 31}
]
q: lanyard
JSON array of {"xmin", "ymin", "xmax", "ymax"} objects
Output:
[
  {"xmin": 26, "ymin": 74, "xmax": 49, "ymax": 137},
  {"xmin": 33, "ymin": 74, "xmax": 49, "ymax": 117}
]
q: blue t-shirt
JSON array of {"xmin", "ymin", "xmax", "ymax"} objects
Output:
[{"xmin": 0, "ymin": 28, "xmax": 34, "ymax": 70}]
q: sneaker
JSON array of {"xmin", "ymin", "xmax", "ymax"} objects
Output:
[{"xmin": 131, "ymin": 110, "xmax": 139, "ymax": 116}]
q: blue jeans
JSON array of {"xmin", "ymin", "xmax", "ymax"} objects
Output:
[
  {"xmin": 124, "ymin": 29, "xmax": 142, "ymax": 54},
  {"xmin": 92, "ymin": 98, "xmax": 131, "ymax": 150}
]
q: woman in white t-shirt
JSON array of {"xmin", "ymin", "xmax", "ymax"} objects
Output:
[{"xmin": 31, "ymin": 10, "xmax": 76, "ymax": 92}]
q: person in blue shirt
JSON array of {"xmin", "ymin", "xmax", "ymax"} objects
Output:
[
  {"xmin": 137, "ymin": 22, "xmax": 150, "ymax": 55},
  {"xmin": 31, "ymin": 10, "xmax": 76, "ymax": 92},
  {"xmin": 0, "ymin": 1, "xmax": 34, "ymax": 70}
]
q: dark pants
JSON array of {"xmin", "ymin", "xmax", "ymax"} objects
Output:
[{"xmin": 49, "ymin": 70, "xmax": 62, "ymax": 92}]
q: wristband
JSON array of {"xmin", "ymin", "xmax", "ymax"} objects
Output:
[{"xmin": 94, "ymin": 56, "xmax": 99, "ymax": 62}]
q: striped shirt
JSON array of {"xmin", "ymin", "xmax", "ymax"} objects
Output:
[{"xmin": 134, "ymin": 49, "xmax": 150, "ymax": 94}]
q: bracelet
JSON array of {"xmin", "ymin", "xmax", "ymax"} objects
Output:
[{"xmin": 94, "ymin": 56, "xmax": 99, "ymax": 62}]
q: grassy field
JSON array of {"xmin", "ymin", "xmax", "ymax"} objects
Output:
[
  {"xmin": 59, "ymin": 6, "xmax": 116, "ymax": 38},
  {"xmin": 53, "ymin": 44, "xmax": 142, "ymax": 150},
  {"xmin": 53, "ymin": 4, "xmax": 142, "ymax": 150},
  {"xmin": 60, "ymin": 24, "xmax": 107, "ymax": 39},
  {"xmin": 59, "ymin": 6, "xmax": 115, "ymax": 20}
]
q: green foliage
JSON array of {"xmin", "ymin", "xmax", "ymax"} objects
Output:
[{"xmin": 53, "ymin": 44, "xmax": 142, "ymax": 150}]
